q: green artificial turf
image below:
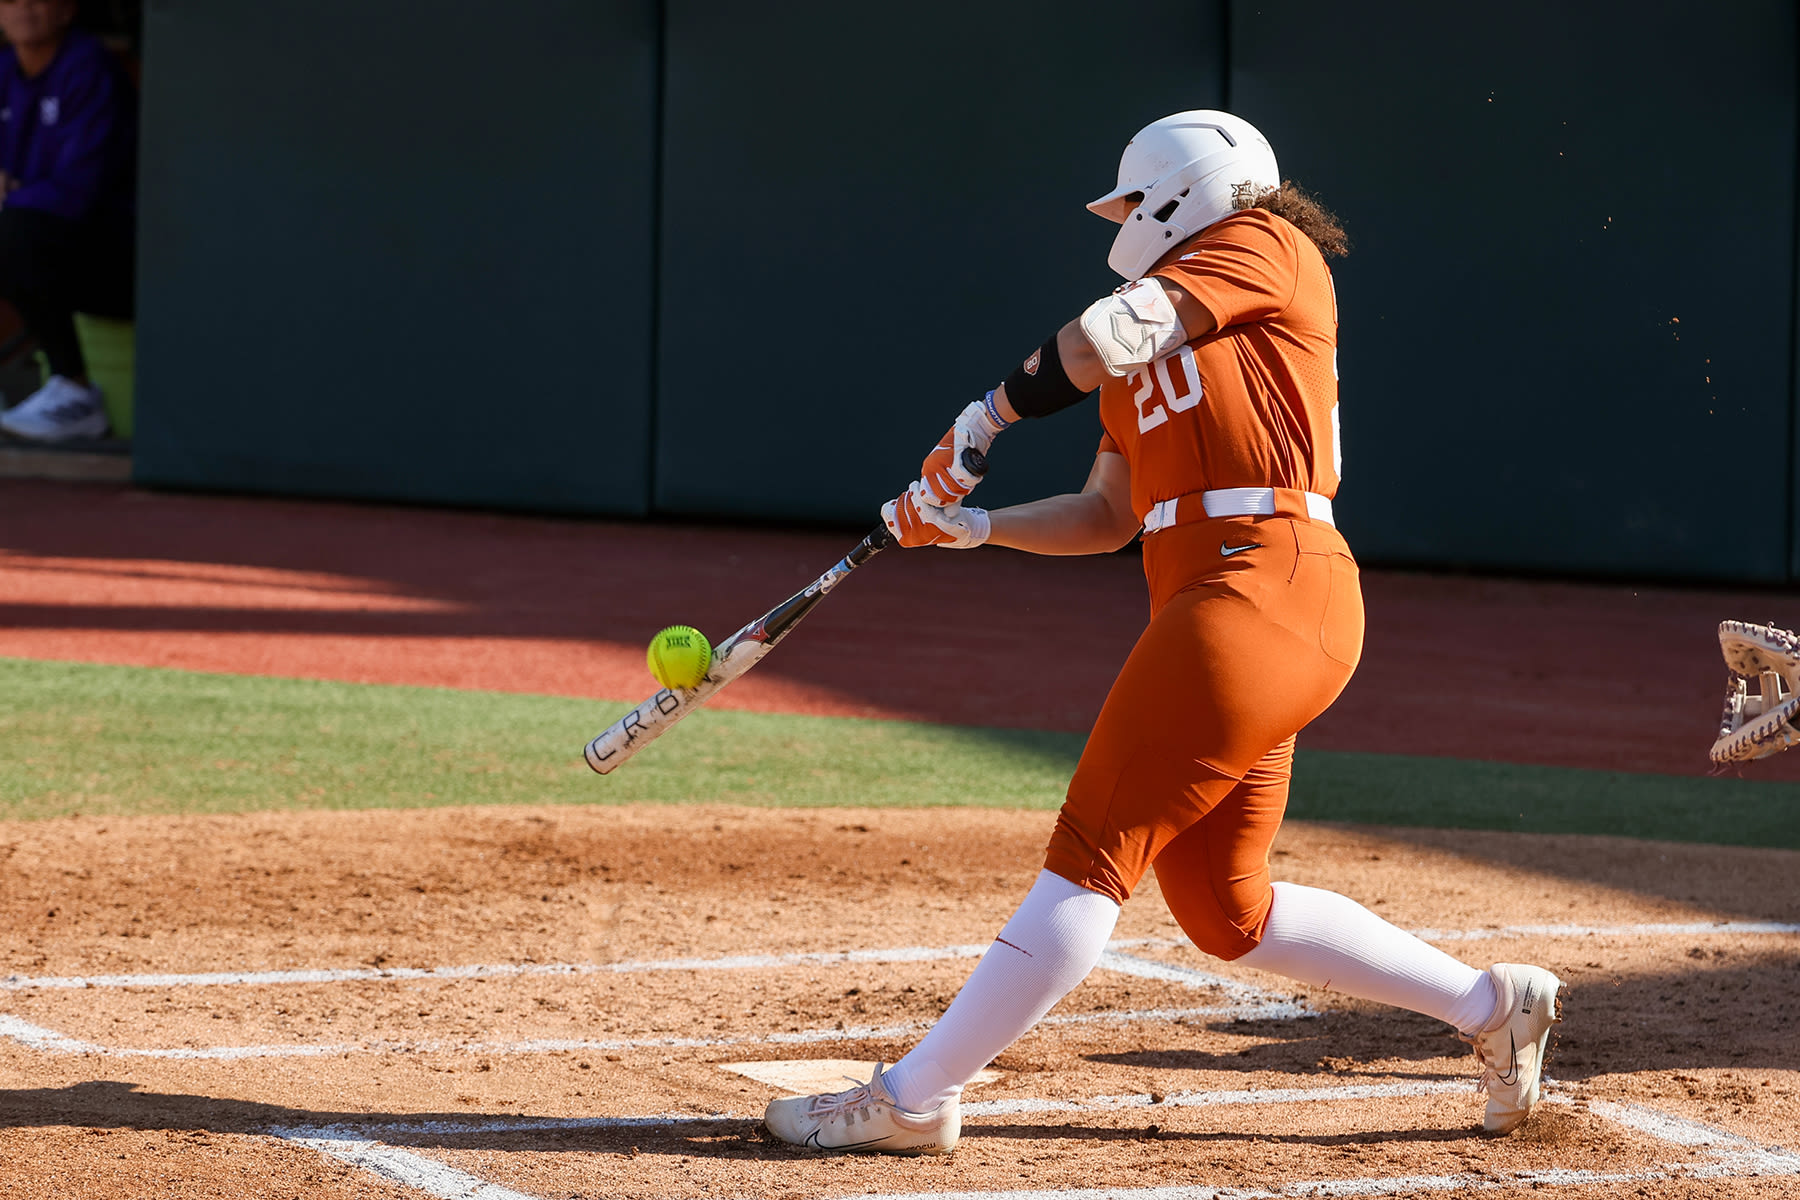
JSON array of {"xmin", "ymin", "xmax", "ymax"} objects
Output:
[
  {"xmin": 0, "ymin": 657, "xmax": 1076, "ymax": 818},
  {"xmin": 1, "ymin": 657, "xmax": 1795, "ymax": 849},
  {"xmin": 1284, "ymin": 750, "xmax": 1800, "ymax": 850}
]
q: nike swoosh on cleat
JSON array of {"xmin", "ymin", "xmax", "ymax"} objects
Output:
[
  {"xmin": 804, "ymin": 1130, "xmax": 895, "ymax": 1152},
  {"xmin": 1494, "ymin": 1032, "xmax": 1521, "ymax": 1086},
  {"xmin": 1220, "ymin": 541, "xmax": 1264, "ymax": 557}
]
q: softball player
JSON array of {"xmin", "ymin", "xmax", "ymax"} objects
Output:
[{"xmin": 765, "ymin": 111, "xmax": 1562, "ymax": 1156}]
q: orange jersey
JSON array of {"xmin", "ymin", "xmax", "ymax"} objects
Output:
[{"xmin": 1095, "ymin": 208, "xmax": 1340, "ymax": 519}]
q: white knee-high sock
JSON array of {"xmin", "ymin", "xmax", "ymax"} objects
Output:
[
  {"xmin": 1236, "ymin": 881, "xmax": 1497, "ymax": 1035},
  {"xmin": 882, "ymin": 870, "xmax": 1120, "ymax": 1113}
]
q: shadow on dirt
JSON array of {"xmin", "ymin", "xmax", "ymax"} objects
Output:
[
  {"xmin": 13, "ymin": 960, "xmax": 1785, "ymax": 1158},
  {"xmin": 0, "ymin": 1078, "xmax": 1504, "ymax": 1157},
  {"xmin": 0, "ymin": 1079, "xmax": 760, "ymax": 1154},
  {"xmin": 1086, "ymin": 1007, "xmax": 1470, "ymax": 1078},
  {"xmin": 1087, "ymin": 948, "xmax": 1800, "ymax": 1082},
  {"xmin": 1340, "ymin": 824, "xmax": 1800, "ymax": 923},
  {"xmin": 962, "ymin": 1122, "xmax": 1489, "ymax": 1147}
]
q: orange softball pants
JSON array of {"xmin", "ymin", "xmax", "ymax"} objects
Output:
[{"xmin": 1043, "ymin": 512, "xmax": 1364, "ymax": 959}]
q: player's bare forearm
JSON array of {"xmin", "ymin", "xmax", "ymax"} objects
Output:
[
  {"xmin": 987, "ymin": 494, "xmax": 1131, "ymax": 555},
  {"xmin": 986, "ymin": 451, "xmax": 1138, "ymax": 556}
]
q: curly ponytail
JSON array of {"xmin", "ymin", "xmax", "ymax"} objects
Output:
[{"xmin": 1233, "ymin": 180, "xmax": 1350, "ymax": 259}]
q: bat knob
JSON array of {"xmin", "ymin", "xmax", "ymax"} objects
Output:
[{"xmin": 961, "ymin": 447, "xmax": 989, "ymax": 478}]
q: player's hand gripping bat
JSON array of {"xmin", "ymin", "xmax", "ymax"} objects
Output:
[{"xmin": 584, "ymin": 448, "xmax": 987, "ymax": 775}]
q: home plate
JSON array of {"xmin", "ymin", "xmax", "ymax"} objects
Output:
[{"xmin": 721, "ymin": 1059, "xmax": 1002, "ymax": 1095}]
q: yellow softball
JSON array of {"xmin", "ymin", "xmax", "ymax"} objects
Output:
[{"xmin": 646, "ymin": 625, "xmax": 712, "ymax": 690}]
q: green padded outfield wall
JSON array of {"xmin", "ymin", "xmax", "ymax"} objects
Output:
[
  {"xmin": 1231, "ymin": 1, "xmax": 1797, "ymax": 581},
  {"xmin": 132, "ymin": 0, "xmax": 660, "ymax": 515},
  {"xmin": 127, "ymin": 3, "xmax": 1800, "ymax": 582},
  {"xmin": 653, "ymin": 1, "xmax": 1227, "ymax": 521}
]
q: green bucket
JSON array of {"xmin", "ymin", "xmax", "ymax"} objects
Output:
[{"xmin": 72, "ymin": 313, "xmax": 135, "ymax": 438}]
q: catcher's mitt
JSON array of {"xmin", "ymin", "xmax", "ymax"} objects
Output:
[{"xmin": 1710, "ymin": 620, "xmax": 1800, "ymax": 765}]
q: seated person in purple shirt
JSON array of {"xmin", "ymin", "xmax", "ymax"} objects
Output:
[{"xmin": 0, "ymin": 0, "xmax": 134, "ymax": 443}]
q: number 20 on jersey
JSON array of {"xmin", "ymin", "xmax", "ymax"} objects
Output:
[
  {"xmin": 1130, "ymin": 345, "xmax": 1203, "ymax": 434},
  {"xmin": 1129, "ymin": 343, "xmax": 1346, "ymax": 479}
]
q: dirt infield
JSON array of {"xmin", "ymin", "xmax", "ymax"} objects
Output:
[
  {"xmin": 2, "ymin": 807, "xmax": 1797, "ymax": 1198},
  {"xmin": 3, "ymin": 479, "xmax": 1797, "ymax": 778},
  {"xmin": 3, "ymin": 480, "xmax": 1799, "ymax": 1197}
]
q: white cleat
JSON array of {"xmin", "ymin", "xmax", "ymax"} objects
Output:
[
  {"xmin": 763, "ymin": 1062, "xmax": 960, "ymax": 1155},
  {"xmin": 1469, "ymin": 962, "xmax": 1564, "ymax": 1134},
  {"xmin": 0, "ymin": 375, "xmax": 107, "ymax": 442}
]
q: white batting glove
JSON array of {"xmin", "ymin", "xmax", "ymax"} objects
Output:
[
  {"xmin": 919, "ymin": 394, "xmax": 1008, "ymax": 507},
  {"xmin": 923, "ymin": 500, "xmax": 991, "ymax": 549},
  {"xmin": 882, "ymin": 482, "xmax": 991, "ymax": 550}
]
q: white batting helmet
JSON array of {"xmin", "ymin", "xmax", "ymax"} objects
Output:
[{"xmin": 1088, "ymin": 110, "xmax": 1281, "ymax": 280}]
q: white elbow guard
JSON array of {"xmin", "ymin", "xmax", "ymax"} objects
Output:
[{"xmin": 1078, "ymin": 277, "xmax": 1188, "ymax": 377}]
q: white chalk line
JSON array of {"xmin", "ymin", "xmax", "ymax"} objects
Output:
[
  {"xmin": 1555, "ymin": 1095, "xmax": 1800, "ymax": 1174},
  {"xmin": 23, "ymin": 925, "xmax": 1800, "ymax": 1198},
  {"xmin": 259, "ymin": 1151, "xmax": 1753, "ymax": 1200},
  {"xmin": 1407, "ymin": 920, "xmax": 1800, "ymax": 942},
  {"xmin": 0, "ymin": 1000, "xmax": 1298, "ymax": 1061},
  {"xmin": 6, "ymin": 921, "xmax": 1791, "ymax": 995},
  {"xmin": 0, "ymin": 936, "xmax": 1302, "ymax": 1059},
  {"xmin": 314, "ymin": 1084, "xmax": 1798, "ymax": 1169},
  {"xmin": 0, "ymin": 937, "xmax": 1181, "ymax": 993},
  {"xmin": 962, "ymin": 1079, "xmax": 1472, "ymax": 1118},
  {"xmin": 262, "ymin": 1083, "xmax": 1482, "ymax": 1200},
  {"xmin": 823, "ymin": 1163, "xmax": 1794, "ymax": 1200},
  {"xmin": 270, "ymin": 1079, "xmax": 1474, "ymax": 1139},
  {"xmin": 834, "ymin": 1167, "xmax": 1781, "ymax": 1200},
  {"xmin": 264, "ymin": 1085, "xmax": 1800, "ymax": 1200},
  {"xmin": 272, "ymin": 1129, "xmax": 541, "ymax": 1200},
  {"xmin": 284, "ymin": 1113, "xmax": 737, "ymax": 1139},
  {"xmin": 20, "ymin": 918, "xmax": 1790, "ymax": 1062},
  {"xmin": 1096, "ymin": 950, "xmax": 1299, "ymax": 1011},
  {"xmin": 0, "ymin": 1013, "xmax": 102, "ymax": 1053}
]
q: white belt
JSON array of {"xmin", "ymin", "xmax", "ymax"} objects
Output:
[{"xmin": 1142, "ymin": 488, "xmax": 1334, "ymax": 533}]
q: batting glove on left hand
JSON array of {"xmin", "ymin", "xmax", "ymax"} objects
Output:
[
  {"xmin": 881, "ymin": 482, "xmax": 990, "ymax": 550},
  {"xmin": 919, "ymin": 393, "xmax": 1008, "ymax": 507}
]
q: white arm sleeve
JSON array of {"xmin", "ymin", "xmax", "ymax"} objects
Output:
[{"xmin": 1078, "ymin": 277, "xmax": 1188, "ymax": 377}]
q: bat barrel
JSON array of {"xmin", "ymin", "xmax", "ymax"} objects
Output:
[
  {"xmin": 584, "ymin": 690, "xmax": 682, "ymax": 774},
  {"xmin": 584, "ymin": 734, "xmax": 620, "ymax": 773},
  {"xmin": 585, "ymin": 718, "xmax": 638, "ymax": 773},
  {"xmin": 583, "ymin": 526, "xmax": 892, "ymax": 776},
  {"xmin": 584, "ymin": 635, "xmax": 765, "ymax": 774}
]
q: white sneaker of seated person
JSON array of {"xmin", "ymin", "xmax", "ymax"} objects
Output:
[
  {"xmin": 0, "ymin": 375, "xmax": 108, "ymax": 442},
  {"xmin": 763, "ymin": 1063, "xmax": 960, "ymax": 1155}
]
